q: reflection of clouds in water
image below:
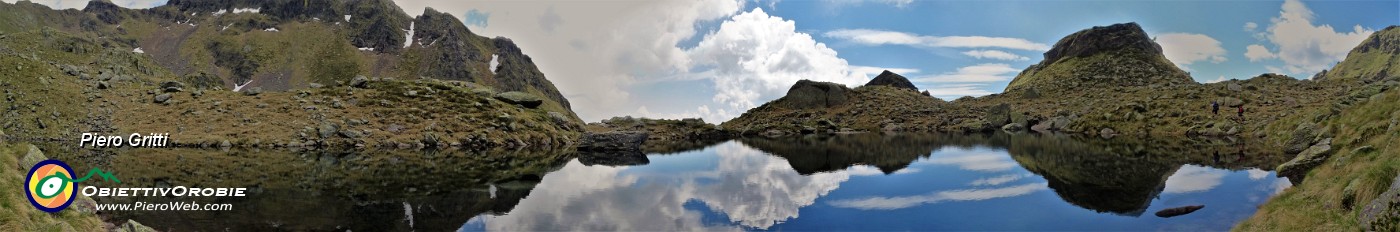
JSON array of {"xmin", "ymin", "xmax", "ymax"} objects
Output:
[
  {"xmin": 924, "ymin": 149, "xmax": 1018, "ymax": 172},
  {"xmin": 692, "ymin": 144, "xmax": 847, "ymax": 229},
  {"xmin": 969, "ymin": 174, "xmax": 1030, "ymax": 186},
  {"xmin": 1164, "ymin": 164, "xmax": 1228, "ymax": 194},
  {"xmin": 848, "ymin": 166, "xmax": 921, "ymax": 176},
  {"xmin": 464, "ymin": 142, "xmax": 847, "ymax": 231},
  {"xmin": 1247, "ymin": 169, "xmax": 1270, "ymax": 180},
  {"xmin": 828, "ymin": 183, "xmax": 1048, "ymax": 210}
]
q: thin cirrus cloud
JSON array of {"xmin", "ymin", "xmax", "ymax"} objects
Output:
[
  {"xmin": 828, "ymin": 183, "xmax": 1048, "ymax": 210},
  {"xmin": 912, "ymin": 63, "xmax": 1020, "ymax": 83},
  {"xmin": 823, "ymin": 29, "xmax": 1051, "ymax": 51},
  {"xmin": 962, "ymin": 50, "xmax": 1030, "ymax": 61}
]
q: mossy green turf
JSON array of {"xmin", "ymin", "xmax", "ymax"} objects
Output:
[{"xmin": 1236, "ymin": 83, "xmax": 1400, "ymax": 231}]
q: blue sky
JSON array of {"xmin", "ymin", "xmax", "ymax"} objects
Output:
[{"xmin": 11, "ymin": 0, "xmax": 1396, "ymax": 123}]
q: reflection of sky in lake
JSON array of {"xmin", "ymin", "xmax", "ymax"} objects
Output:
[{"xmin": 459, "ymin": 142, "xmax": 1289, "ymax": 231}]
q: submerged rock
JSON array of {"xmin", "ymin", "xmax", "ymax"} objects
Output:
[
  {"xmin": 1154, "ymin": 205, "xmax": 1204, "ymax": 218},
  {"xmin": 1001, "ymin": 123, "xmax": 1024, "ymax": 132}
]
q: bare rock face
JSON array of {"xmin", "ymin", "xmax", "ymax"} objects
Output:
[
  {"xmin": 865, "ymin": 70, "xmax": 918, "ymax": 91},
  {"xmin": 778, "ymin": 80, "xmax": 851, "ymax": 109},
  {"xmin": 1041, "ymin": 23, "xmax": 1163, "ymax": 63}
]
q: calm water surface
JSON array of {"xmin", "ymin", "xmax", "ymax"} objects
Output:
[{"xmin": 52, "ymin": 133, "xmax": 1292, "ymax": 231}]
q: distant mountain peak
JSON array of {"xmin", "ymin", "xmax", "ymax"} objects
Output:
[{"xmin": 865, "ymin": 70, "xmax": 918, "ymax": 91}]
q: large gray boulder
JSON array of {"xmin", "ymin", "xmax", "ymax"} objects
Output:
[
  {"xmin": 494, "ymin": 91, "xmax": 544, "ymax": 109},
  {"xmin": 1286, "ymin": 122, "xmax": 1319, "ymax": 154},
  {"xmin": 19, "ymin": 144, "xmax": 46, "ymax": 171},
  {"xmin": 577, "ymin": 131, "xmax": 649, "ymax": 152},
  {"xmin": 778, "ymin": 80, "xmax": 850, "ymax": 109},
  {"xmin": 1361, "ymin": 174, "xmax": 1400, "ymax": 232},
  {"xmin": 1276, "ymin": 138, "xmax": 1333, "ymax": 182}
]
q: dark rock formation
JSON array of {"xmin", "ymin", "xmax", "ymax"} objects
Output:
[
  {"xmin": 777, "ymin": 80, "xmax": 850, "ymax": 109},
  {"xmin": 576, "ymin": 151, "xmax": 650, "ymax": 166},
  {"xmin": 1041, "ymin": 23, "xmax": 1163, "ymax": 64},
  {"xmin": 577, "ymin": 131, "xmax": 649, "ymax": 152},
  {"xmin": 865, "ymin": 70, "xmax": 918, "ymax": 91}
]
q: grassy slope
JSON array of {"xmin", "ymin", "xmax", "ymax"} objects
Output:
[
  {"xmin": 0, "ymin": 142, "xmax": 105, "ymax": 231},
  {"xmin": 0, "ymin": 26, "xmax": 579, "ymax": 149},
  {"xmin": 1236, "ymin": 84, "xmax": 1399, "ymax": 231}
]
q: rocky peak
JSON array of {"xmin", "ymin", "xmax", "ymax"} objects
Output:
[
  {"xmin": 1041, "ymin": 23, "xmax": 1162, "ymax": 64},
  {"xmin": 1005, "ymin": 22, "xmax": 1190, "ymax": 92},
  {"xmin": 865, "ymin": 70, "xmax": 918, "ymax": 91}
]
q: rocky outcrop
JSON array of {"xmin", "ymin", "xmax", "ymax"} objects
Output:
[
  {"xmin": 776, "ymin": 80, "xmax": 851, "ymax": 109},
  {"xmin": 865, "ymin": 70, "xmax": 918, "ymax": 91},
  {"xmin": 1006, "ymin": 22, "xmax": 1192, "ymax": 92},
  {"xmin": 577, "ymin": 131, "xmax": 649, "ymax": 152},
  {"xmin": 1321, "ymin": 26, "xmax": 1400, "ymax": 82},
  {"xmin": 494, "ymin": 91, "xmax": 544, "ymax": 109},
  {"xmin": 1361, "ymin": 174, "xmax": 1400, "ymax": 232},
  {"xmin": 1276, "ymin": 138, "xmax": 1334, "ymax": 183}
]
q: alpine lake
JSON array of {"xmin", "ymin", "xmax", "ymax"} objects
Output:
[{"xmin": 44, "ymin": 132, "xmax": 1294, "ymax": 231}]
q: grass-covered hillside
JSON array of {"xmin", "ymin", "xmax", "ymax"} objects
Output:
[{"xmin": 0, "ymin": 0, "xmax": 586, "ymax": 148}]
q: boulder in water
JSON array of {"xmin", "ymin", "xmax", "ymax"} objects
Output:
[{"xmin": 1154, "ymin": 205, "xmax": 1204, "ymax": 218}]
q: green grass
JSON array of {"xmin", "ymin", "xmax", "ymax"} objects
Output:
[
  {"xmin": 0, "ymin": 142, "xmax": 105, "ymax": 232},
  {"xmin": 1236, "ymin": 85, "xmax": 1400, "ymax": 231}
]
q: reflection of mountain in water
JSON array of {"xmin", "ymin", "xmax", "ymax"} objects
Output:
[
  {"xmin": 739, "ymin": 134, "xmax": 947, "ymax": 174},
  {"xmin": 51, "ymin": 147, "xmax": 574, "ymax": 231},
  {"xmin": 742, "ymin": 132, "xmax": 1290, "ymax": 217},
  {"xmin": 990, "ymin": 133, "xmax": 1287, "ymax": 216}
]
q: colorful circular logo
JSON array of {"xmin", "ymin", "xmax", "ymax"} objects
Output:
[{"xmin": 25, "ymin": 159, "xmax": 76, "ymax": 212}]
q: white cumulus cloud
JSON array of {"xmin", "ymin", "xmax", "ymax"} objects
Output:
[
  {"xmin": 1156, "ymin": 33, "xmax": 1228, "ymax": 70},
  {"xmin": 686, "ymin": 8, "xmax": 869, "ymax": 115},
  {"xmin": 1244, "ymin": 44, "xmax": 1278, "ymax": 62},
  {"xmin": 1252, "ymin": 0, "xmax": 1375, "ymax": 75},
  {"xmin": 824, "ymin": 29, "xmax": 1051, "ymax": 51}
]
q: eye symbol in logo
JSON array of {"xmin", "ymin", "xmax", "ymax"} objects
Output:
[{"xmin": 25, "ymin": 160, "xmax": 76, "ymax": 213}]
